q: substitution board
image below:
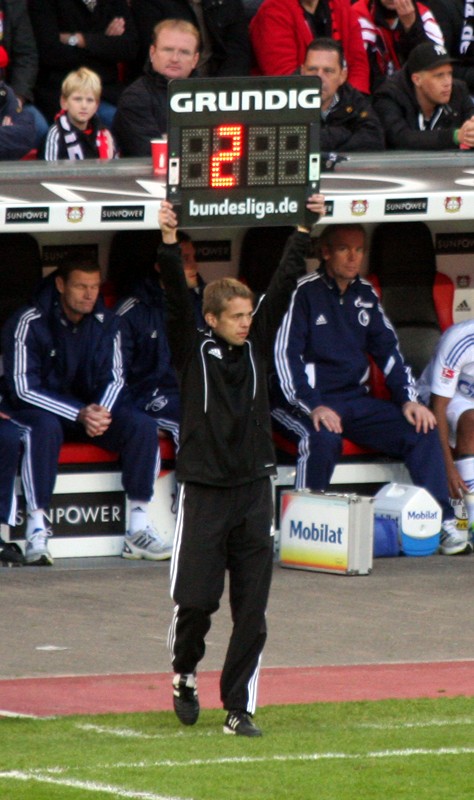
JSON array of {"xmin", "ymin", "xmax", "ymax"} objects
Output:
[{"xmin": 166, "ymin": 75, "xmax": 321, "ymax": 228}]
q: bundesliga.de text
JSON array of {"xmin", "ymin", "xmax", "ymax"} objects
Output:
[{"xmin": 187, "ymin": 196, "xmax": 299, "ymax": 221}]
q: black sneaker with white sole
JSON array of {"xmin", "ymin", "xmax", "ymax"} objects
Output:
[
  {"xmin": 223, "ymin": 710, "xmax": 262, "ymax": 737},
  {"xmin": 172, "ymin": 673, "xmax": 199, "ymax": 725},
  {"xmin": 0, "ymin": 539, "xmax": 25, "ymax": 567}
]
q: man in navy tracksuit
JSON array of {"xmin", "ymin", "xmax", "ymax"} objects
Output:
[
  {"xmin": 158, "ymin": 195, "xmax": 326, "ymax": 737},
  {"xmin": 1, "ymin": 257, "xmax": 164, "ymax": 565},
  {"xmin": 273, "ymin": 223, "xmax": 466, "ymax": 556},
  {"xmin": 116, "ymin": 232, "xmax": 205, "ymax": 457}
]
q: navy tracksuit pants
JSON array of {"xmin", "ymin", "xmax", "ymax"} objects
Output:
[
  {"xmin": 59, "ymin": 403, "xmax": 160, "ymax": 502},
  {"xmin": 0, "ymin": 418, "xmax": 22, "ymax": 524},
  {"xmin": 0, "ymin": 403, "xmax": 159, "ymax": 519},
  {"xmin": 0, "ymin": 409, "xmax": 62, "ymax": 522},
  {"xmin": 273, "ymin": 396, "xmax": 452, "ymax": 518}
]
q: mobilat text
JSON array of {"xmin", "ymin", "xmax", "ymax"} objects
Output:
[
  {"xmin": 170, "ymin": 88, "xmax": 320, "ymax": 114},
  {"xmin": 407, "ymin": 510, "xmax": 439, "ymax": 519},
  {"xmin": 289, "ymin": 520, "xmax": 343, "ymax": 545}
]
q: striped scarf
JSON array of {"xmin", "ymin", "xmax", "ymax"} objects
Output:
[{"xmin": 58, "ymin": 111, "xmax": 114, "ymax": 160}]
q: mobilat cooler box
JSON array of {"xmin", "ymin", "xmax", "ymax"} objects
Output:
[
  {"xmin": 279, "ymin": 490, "xmax": 374, "ymax": 575},
  {"xmin": 374, "ymin": 483, "xmax": 441, "ymax": 556}
]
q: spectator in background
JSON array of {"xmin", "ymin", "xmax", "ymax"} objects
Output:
[
  {"xmin": 249, "ymin": 0, "xmax": 370, "ymax": 95},
  {"xmin": 373, "ymin": 41, "xmax": 474, "ymax": 149},
  {"xmin": 130, "ymin": 0, "xmax": 251, "ymax": 77},
  {"xmin": 0, "ymin": 49, "xmax": 36, "ymax": 160},
  {"xmin": 113, "ymin": 19, "xmax": 199, "ymax": 156},
  {"xmin": 44, "ymin": 67, "xmax": 116, "ymax": 160},
  {"xmin": 301, "ymin": 38, "xmax": 385, "ymax": 152},
  {"xmin": 415, "ymin": 1, "xmax": 463, "ymax": 56},
  {"xmin": 0, "ymin": 0, "xmax": 48, "ymax": 148},
  {"xmin": 426, "ymin": 0, "xmax": 474, "ymax": 97},
  {"xmin": 28, "ymin": 0, "xmax": 139, "ymax": 127},
  {"xmin": 353, "ymin": 0, "xmax": 444, "ymax": 92}
]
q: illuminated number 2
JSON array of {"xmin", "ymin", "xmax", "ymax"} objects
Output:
[{"xmin": 211, "ymin": 124, "xmax": 243, "ymax": 188}]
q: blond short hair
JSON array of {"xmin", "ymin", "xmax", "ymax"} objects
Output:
[
  {"xmin": 152, "ymin": 18, "xmax": 201, "ymax": 50},
  {"xmin": 61, "ymin": 67, "xmax": 102, "ymax": 101},
  {"xmin": 203, "ymin": 278, "xmax": 254, "ymax": 317}
]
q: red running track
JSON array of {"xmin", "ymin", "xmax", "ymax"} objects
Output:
[{"xmin": 0, "ymin": 661, "xmax": 473, "ymax": 718}]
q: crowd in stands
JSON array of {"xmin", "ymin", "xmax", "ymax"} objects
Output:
[{"xmin": 0, "ymin": 0, "xmax": 470, "ymax": 159}]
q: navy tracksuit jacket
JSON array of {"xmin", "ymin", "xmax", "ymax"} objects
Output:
[{"xmin": 1, "ymin": 275, "xmax": 159, "ymax": 510}]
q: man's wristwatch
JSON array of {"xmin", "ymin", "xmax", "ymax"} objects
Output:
[{"xmin": 68, "ymin": 34, "xmax": 79, "ymax": 46}]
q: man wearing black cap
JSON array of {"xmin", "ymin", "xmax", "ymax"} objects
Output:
[{"xmin": 372, "ymin": 41, "xmax": 474, "ymax": 148}]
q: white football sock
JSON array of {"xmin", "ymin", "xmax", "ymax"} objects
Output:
[
  {"xmin": 128, "ymin": 502, "xmax": 149, "ymax": 534},
  {"xmin": 26, "ymin": 509, "xmax": 47, "ymax": 537}
]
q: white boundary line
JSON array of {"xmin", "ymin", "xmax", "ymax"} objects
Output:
[
  {"xmin": 76, "ymin": 716, "xmax": 474, "ymax": 740},
  {"xmin": 358, "ymin": 718, "xmax": 474, "ymax": 730},
  {"xmin": 77, "ymin": 723, "xmax": 216, "ymax": 740},
  {"xmin": 87, "ymin": 746, "xmax": 474, "ymax": 770},
  {"xmin": 0, "ymin": 710, "xmax": 45, "ymax": 719},
  {"xmin": 2, "ymin": 745, "xmax": 474, "ymax": 789},
  {"xmin": 0, "ymin": 771, "xmax": 192, "ymax": 800},
  {"xmin": 2, "ymin": 746, "xmax": 474, "ymax": 798}
]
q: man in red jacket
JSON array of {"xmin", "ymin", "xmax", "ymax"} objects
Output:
[{"xmin": 249, "ymin": 0, "xmax": 370, "ymax": 94}]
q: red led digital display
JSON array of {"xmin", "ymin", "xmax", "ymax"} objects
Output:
[
  {"xmin": 210, "ymin": 124, "xmax": 244, "ymax": 188},
  {"xmin": 180, "ymin": 123, "xmax": 309, "ymax": 190}
]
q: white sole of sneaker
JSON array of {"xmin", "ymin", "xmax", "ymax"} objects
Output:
[
  {"xmin": 122, "ymin": 548, "xmax": 172, "ymax": 561},
  {"xmin": 439, "ymin": 544, "xmax": 472, "ymax": 556},
  {"xmin": 25, "ymin": 555, "xmax": 53, "ymax": 566}
]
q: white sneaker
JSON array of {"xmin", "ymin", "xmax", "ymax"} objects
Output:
[
  {"xmin": 25, "ymin": 528, "xmax": 53, "ymax": 566},
  {"xmin": 439, "ymin": 519, "xmax": 472, "ymax": 556},
  {"xmin": 122, "ymin": 525, "xmax": 172, "ymax": 561}
]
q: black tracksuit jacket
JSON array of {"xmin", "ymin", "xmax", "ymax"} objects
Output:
[{"xmin": 157, "ymin": 229, "xmax": 309, "ymax": 487}]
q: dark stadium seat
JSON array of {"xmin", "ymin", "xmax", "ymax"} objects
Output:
[
  {"xmin": 107, "ymin": 229, "xmax": 163, "ymax": 300},
  {"xmin": 367, "ymin": 221, "xmax": 454, "ymax": 379},
  {"xmin": 0, "ymin": 233, "xmax": 42, "ymax": 352},
  {"xmin": 238, "ymin": 225, "xmax": 294, "ymax": 295}
]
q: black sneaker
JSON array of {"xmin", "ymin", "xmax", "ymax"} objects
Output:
[
  {"xmin": 223, "ymin": 710, "xmax": 262, "ymax": 737},
  {"xmin": 0, "ymin": 539, "xmax": 25, "ymax": 567},
  {"xmin": 172, "ymin": 673, "xmax": 199, "ymax": 725}
]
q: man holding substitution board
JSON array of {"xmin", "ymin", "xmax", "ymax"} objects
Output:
[{"xmin": 159, "ymin": 192, "xmax": 326, "ymax": 737}]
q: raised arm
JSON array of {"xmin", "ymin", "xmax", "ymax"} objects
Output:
[{"xmin": 156, "ymin": 202, "xmax": 199, "ymax": 371}]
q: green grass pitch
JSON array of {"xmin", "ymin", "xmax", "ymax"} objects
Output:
[{"xmin": 1, "ymin": 696, "xmax": 473, "ymax": 799}]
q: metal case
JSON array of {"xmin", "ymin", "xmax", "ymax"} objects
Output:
[{"xmin": 279, "ymin": 490, "xmax": 374, "ymax": 575}]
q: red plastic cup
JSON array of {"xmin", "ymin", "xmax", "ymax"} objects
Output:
[{"xmin": 151, "ymin": 138, "xmax": 168, "ymax": 175}]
